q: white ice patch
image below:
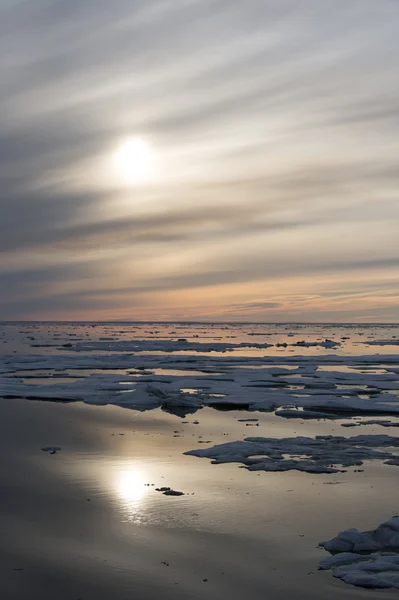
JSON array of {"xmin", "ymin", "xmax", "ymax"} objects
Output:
[
  {"xmin": 185, "ymin": 435, "xmax": 399, "ymax": 474},
  {"xmin": 58, "ymin": 339, "xmax": 275, "ymax": 353},
  {"xmin": 276, "ymin": 339, "xmax": 340, "ymax": 348},
  {"xmin": 1, "ymin": 349, "xmax": 399, "ymax": 417},
  {"xmin": 55, "ymin": 338, "xmax": 340, "ymax": 353},
  {"xmin": 319, "ymin": 517, "xmax": 399, "ymax": 589}
]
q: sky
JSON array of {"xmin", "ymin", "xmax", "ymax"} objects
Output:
[{"xmin": 1, "ymin": 0, "xmax": 399, "ymax": 322}]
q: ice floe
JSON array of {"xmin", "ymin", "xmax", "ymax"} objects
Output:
[
  {"xmin": 360, "ymin": 339, "xmax": 399, "ymax": 346},
  {"xmin": 341, "ymin": 419, "xmax": 399, "ymax": 428},
  {"xmin": 185, "ymin": 434, "xmax": 399, "ymax": 473},
  {"xmin": 1, "ymin": 347, "xmax": 399, "ymax": 418},
  {"xmin": 274, "ymin": 408, "xmax": 340, "ymax": 419},
  {"xmin": 58, "ymin": 339, "xmax": 276, "ymax": 353},
  {"xmin": 320, "ymin": 516, "xmax": 399, "ymax": 553},
  {"xmin": 330, "ymin": 554, "xmax": 399, "ymax": 589},
  {"xmin": 319, "ymin": 517, "xmax": 399, "ymax": 589},
  {"xmin": 1, "ymin": 332, "xmax": 399, "ymax": 419}
]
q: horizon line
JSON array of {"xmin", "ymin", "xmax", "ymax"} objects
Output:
[{"xmin": 1, "ymin": 320, "xmax": 399, "ymax": 326}]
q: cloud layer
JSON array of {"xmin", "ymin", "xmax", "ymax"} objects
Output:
[{"xmin": 1, "ymin": 0, "xmax": 399, "ymax": 321}]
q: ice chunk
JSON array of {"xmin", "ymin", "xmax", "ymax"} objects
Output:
[
  {"xmin": 275, "ymin": 408, "xmax": 339, "ymax": 419},
  {"xmin": 320, "ymin": 517, "xmax": 399, "ymax": 553},
  {"xmin": 41, "ymin": 446, "xmax": 62, "ymax": 454},
  {"xmin": 319, "ymin": 517, "xmax": 399, "ymax": 589},
  {"xmin": 332, "ymin": 554, "xmax": 399, "ymax": 589},
  {"xmin": 318, "ymin": 552, "xmax": 364, "ymax": 570}
]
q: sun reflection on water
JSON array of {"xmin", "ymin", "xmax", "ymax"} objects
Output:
[{"xmin": 116, "ymin": 468, "xmax": 147, "ymax": 504}]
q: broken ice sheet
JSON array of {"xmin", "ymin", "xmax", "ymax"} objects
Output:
[
  {"xmin": 1, "ymin": 344, "xmax": 399, "ymax": 418},
  {"xmin": 185, "ymin": 435, "xmax": 399, "ymax": 474}
]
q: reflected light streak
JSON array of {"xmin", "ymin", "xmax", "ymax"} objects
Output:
[{"xmin": 116, "ymin": 467, "xmax": 147, "ymax": 505}]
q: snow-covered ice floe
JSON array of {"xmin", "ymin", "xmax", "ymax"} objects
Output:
[
  {"xmin": 185, "ymin": 434, "xmax": 399, "ymax": 473},
  {"xmin": 55, "ymin": 338, "xmax": 340, "ymax": 352},
  {"xmin": 1, "ymin": 340, "xmax": 399, "ymax": 419},
  {"xmin": 319, "ymin": 517, "xmax": 399, "ymax": 589}
]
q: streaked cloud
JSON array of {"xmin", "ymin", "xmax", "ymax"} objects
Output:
[{"xmin": 1, "ymin": 0, "xmax": 398, "ymax": 321}]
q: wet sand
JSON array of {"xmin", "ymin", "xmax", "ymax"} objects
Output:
[{"xmin": 0, "ymin": 398, "xmax": 397, "ymax": 599}]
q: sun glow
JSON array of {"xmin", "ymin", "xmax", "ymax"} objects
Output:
[{"xmin": 113, "ymin": 137, "xmax": 154, "ymax": 184}]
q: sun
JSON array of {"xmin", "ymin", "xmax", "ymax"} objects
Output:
[{"xmin": 113, "ymin": 137, "xmax": 154, "ymax": 184}]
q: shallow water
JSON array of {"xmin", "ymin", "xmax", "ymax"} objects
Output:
[
  {"xmin": 0, "ymin": 322, "xmax": 398, "ymax": 598},
  {"xmin": 0, "ymin": 399, "xmax": 397, "ymax": 600}
]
